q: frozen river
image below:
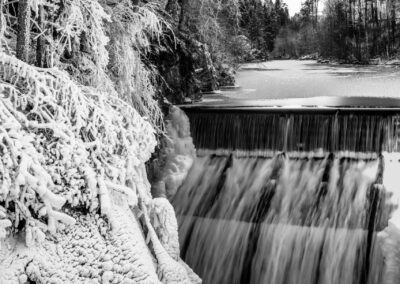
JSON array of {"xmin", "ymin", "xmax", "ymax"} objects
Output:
[{"xmin": 198, "ymin": 60, "xmax": 400, "ymax": 107}]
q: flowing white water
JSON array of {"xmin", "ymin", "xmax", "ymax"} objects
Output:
[{"xmin": 173, "ymin": 153, "xmax": 388, "ymax": 284}]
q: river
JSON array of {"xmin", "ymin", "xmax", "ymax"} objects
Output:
[{"xmin": 199, "ymin": 60, "xmax": 400, "ymax": 107}]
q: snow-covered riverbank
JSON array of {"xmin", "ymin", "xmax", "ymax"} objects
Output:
[{"xmin": 0, "ymin": 54, "xmax": 200, "ymax": 284}]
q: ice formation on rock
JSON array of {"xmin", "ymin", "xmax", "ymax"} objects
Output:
[
  {"xmin": 379, "ymin": 152, "xmax": 400, "ymax": 284},
  {"xmin": 160, "ymin": 106, "xmax": 196, "ymax": 198},
  {"xmin": 0, "ymin": 53, "xmax": 200, "ymax": 283}
]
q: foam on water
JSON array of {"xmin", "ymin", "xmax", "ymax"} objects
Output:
[{"xmin": 173, "ymin": 152, "xmax": 389, "ymax": 284}]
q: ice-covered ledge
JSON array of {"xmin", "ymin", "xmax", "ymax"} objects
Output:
[
  {"xmin": 179, "ymin": 96, "xmax": 400, "ymax": 110},
  {"xmin": 149, "ymin": 106, "xmax": 196, "ymax": 200}
]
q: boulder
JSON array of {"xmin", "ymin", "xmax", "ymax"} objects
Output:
[
  {"xmin": 385, "ymin": 59, "xmax": 400, "ymax": 66},
  {"xmin": 217, "ymin": 63, "xmax": 236, "ymax": 87}
]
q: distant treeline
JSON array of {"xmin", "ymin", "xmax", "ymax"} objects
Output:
[
  {"xmin": 239, "ymin": 0, "xmax": 290, "ymax": 60},
  {"xmin": 274, "ymin": 0, "xmax": 400, "ymax": 62}
]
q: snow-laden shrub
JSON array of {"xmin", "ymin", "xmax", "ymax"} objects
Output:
[{"xmin": 0, "ymin": 52, "xmax": 156, "ymax": 245}]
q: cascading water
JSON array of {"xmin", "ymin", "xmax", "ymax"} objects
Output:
[{"xmin": 172, "ymin": 108, "xmax": 400, "ymax": 284}]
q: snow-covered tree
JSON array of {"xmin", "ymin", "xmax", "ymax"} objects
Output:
[{"xmin": 0, "ymin": 1, "xmax": 200, "ymax": 282}]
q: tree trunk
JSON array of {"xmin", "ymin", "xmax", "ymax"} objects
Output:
[
  {"xmin": 132, "ymin": 0, "xmax": 140, "ymax": 12},
  {"xmin": 165, "ymin": 0, "xmax": 180, "ymax": 20},
  {"xmin": 364, "ymin": 0, "xmax": 369, "ymax": 56},
  {"xmin": 178, "ymin": 0, "xmax": 190, "ymax": 32},
  {"xmin": 0, "ymin": 0, "xmax": 5, "ymax": 50},
  {"xmin": 16, "ymin": 0, "xmax": 31, "ymax": 62},
  {"xmin": 386, "ymin": 0, "xmax": 391, "ymax": 53},
  {"xmin": 166, "ymin": 0, "xmax": 177, "ymax": 13},
  {"xmin": 390, "ymin": 0, "xmax": 396, "ymax": 51},
  {"xmin": 36, "ymin": 5, "xmax": 45, "ymax": 67},
  {"xmin": 357, "ymin": 0, "xmax": 362, "ymax": 57}
]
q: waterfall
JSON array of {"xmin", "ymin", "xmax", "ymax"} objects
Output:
[
  {"xmin": 186, "ymin": 109, "xmax": 400, "ymax": 153},
  {"xmin": 172, "ymin": 109, "xmax": 400, "ymax": 284}
]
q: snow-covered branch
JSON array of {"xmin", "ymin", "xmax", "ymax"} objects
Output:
[{"xmin": 0, "ymin": 52, "xmax": 156, "ymax": 246}]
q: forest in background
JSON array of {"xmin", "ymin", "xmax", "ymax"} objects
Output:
[
  {"xmin": 159, "ymin": 0, "xmax": 400, "ymax": 70},
  {"xmin": 274, "ymin": 0, "xmax": 400, "ymax": 63}
]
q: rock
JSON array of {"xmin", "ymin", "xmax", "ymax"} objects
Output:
[
  {"xmin": 18, "ymin": 274, "xmax": 28, "ymax": 284},
  {"xmin": 102, "ymin": 261, "xmax": 113, "ymax": 271},
  {"xmin": 151, "ymin": 181, "xmax": 167, "ymax": 198},
  {"xmin": 217, "ymin": 63, "xmax": 236, "ymax": 87},
  {"xmin": 299, "ymin": 53, "xmax": 319, "ymax": 60},
  {"xmin": 102, "ymin": 271, "xmax": 114, "ymax": 284},
  {"xmin": 183, "ymin": 97, "xmax": 193, "ymax": 104},
  {"xmin": 386, "ymin": 59, "xmax": 400, "ymax": 66},
  {"xmin": 149, "ymin": 106, "xmax": 196, "ymax": 199},
  {"xmin": 317, "ymin": 58, "xmax": 330, "ymax": 64},
  {"xmin": 369, "ymin": 58, "xmax": 382, "ymax": 65}
]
